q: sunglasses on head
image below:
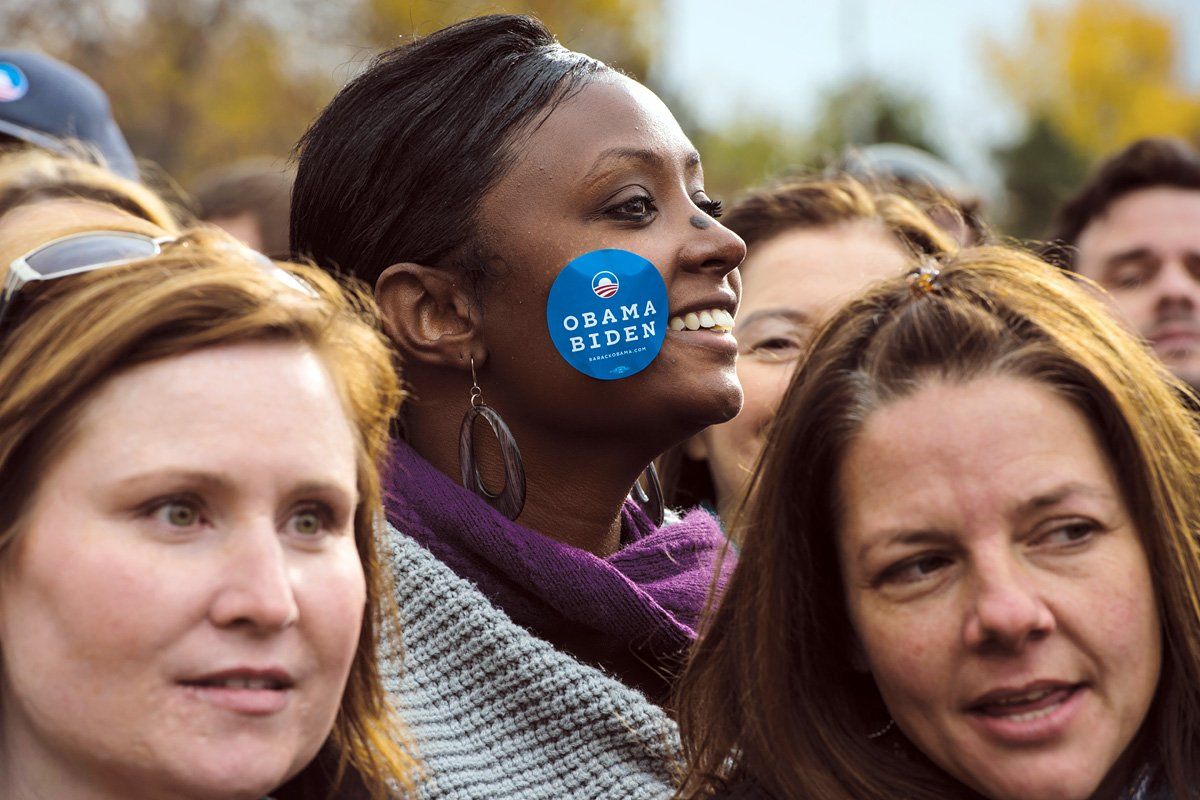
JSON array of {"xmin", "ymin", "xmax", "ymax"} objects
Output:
[{"xmin": 0, "ymin": 230, "xmax": 316, "ymax": 334}]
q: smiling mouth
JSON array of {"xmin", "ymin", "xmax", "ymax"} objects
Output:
[
  {"xmin": 669, "ymin": 308, "xmax": 734, "ymax": 332},
  {"xmin": 969, "ymin": 683, "xmax": 1083, "ymax": 722}
]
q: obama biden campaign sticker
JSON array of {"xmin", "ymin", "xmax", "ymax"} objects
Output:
[{"xmin": 546, "ymin": 249, "xmax": 667, "ymax": 380}]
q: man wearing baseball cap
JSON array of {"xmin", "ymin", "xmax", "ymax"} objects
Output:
[{"xmin": 0, "ymin": 50, "xmax": 138, "ymax": 180}]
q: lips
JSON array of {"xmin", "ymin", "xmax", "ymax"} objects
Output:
[
  {"xmin": 969, "ymin": 682, "xmax": 1081, "ymax": 721},
  {"xmin": 964, "ymin": 680, "xmax": 1086, "ymax": 743},
  {"xmin": 179, "ymin": 667, "xmax": 296, "ymax": 715}
]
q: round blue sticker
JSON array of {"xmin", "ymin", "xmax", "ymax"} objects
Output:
[
  {"xmin": 0, "ymin": 63, "xmax": 28, "ymax": 103},
  {"xmin": 546, "ymin": 249, "xmax": 667, "ymax": 380}
]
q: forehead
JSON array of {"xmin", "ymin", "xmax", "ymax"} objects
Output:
[
  {"xmin": 841, "ymin": 377, "xmax": 1116, "ymax": 531},
  {"xmin": 0, "ymin": 199, "xmax": 166, "ymax": 266},
  {"xmin": 68, "ymin": 341, "xmax": 358, "ymax": 478},
  {"xmin": 501, "ymin": 74, "xmax": 697, "ymax": 186},
  {"xmin": 1077, "ymin": 187, "xmax": 1200, "ymax": 260},
  {"xmin": 740, "ymin": 222, "xmax": 910, "ymax": 313}
]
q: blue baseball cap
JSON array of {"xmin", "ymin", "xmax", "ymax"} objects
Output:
[{"xmin": 0, "ymin": 50, "xmax": 138, "ymax": 181}]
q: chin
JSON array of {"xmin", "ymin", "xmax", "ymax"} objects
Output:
[{"xmin": 168, "ymin": 746, "xmax": 307, "ymax": 800}]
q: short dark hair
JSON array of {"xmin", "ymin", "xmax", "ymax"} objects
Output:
[
  {"xmin": 1050, "ymin": 137, "xmax": 1200, "ymax": 267},
  {"xmin": 290, "ymin": 14, "xmax": 607, "ymax": 287}
]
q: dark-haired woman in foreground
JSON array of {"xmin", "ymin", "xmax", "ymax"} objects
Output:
[
  {"xmin": 292, "ymin": 14, "xmax": 745, "ymax": 703},
  {"xmin": 675, "ymin": 247, "xmax": 1200, "ymax": 799}
]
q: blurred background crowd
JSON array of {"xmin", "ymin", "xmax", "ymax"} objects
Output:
[{"xmin": 4, "ymin": 0, "xmax": 1197, "ymax": 242}]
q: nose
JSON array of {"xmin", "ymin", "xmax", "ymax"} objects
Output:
[
  {"xmin": 208, "ymin": 520, "xmax": 300, "ymax": 633},
  {"xmin": 1154, "ymin": 258, "xmax": 1200, "ymax": 315},
  {"xmin": 677, "ymin": 212, "xmax": 747, "ymax": 278},
  {"xmin": 962, "ymin": 557, "xmax": 1055, "ymax": 653}
]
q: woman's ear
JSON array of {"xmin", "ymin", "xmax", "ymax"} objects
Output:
[{"xmin": 375, "ymin": 263, "xmax": 483, "ymax": 367}]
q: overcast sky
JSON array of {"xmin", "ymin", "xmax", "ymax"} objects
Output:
[{"xmin": 656, "ymin": 0, "xmax": 1200, "ymax": 198}]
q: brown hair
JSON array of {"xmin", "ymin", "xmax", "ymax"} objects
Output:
[
  {"xmin": 661, "ymin": 173, "xmax": 955, "ymax": 511},
  {"xmin": 1050, "ymin": 137, "xmax": 1200, "ymax": 267},
  {"xmin": 0, "ymin": 229, "xmax": 417, "ymax": 798},
  {"xmin": 0, "ymin": 146, "xmax": 182, "ymax": 231},
  {"xmin": 675, "ymin": 245, "xmax": 1200, "ymax": 799}
]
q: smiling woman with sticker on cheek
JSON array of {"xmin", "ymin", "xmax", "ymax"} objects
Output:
[{"xmin": 292, "ymin": 14, "xmax": 746, "ymax": 702}]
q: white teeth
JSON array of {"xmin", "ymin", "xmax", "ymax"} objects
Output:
[
  {"xmin": 994, "ymin": 687, "xmax": 1054, "ymax": 706},
  {"xmin": 668, "ymin": 308, "xmax": 734, "ymax": 333},
  {"xmin": 1003, "ymin": 702, "xmax": 1061, "ymax": 723}
]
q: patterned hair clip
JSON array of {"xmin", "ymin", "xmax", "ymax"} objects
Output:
[{"xmin": 907, "ymin": 261, "xmax": 942, "ymax": 297}]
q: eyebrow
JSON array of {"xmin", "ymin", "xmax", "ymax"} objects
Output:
[
  {"xmin": 582, "ymin": 147, "xmax": 702, "ymax": 185},
  {"xmin": 1016, "ymin": 481, "xmax": 1114, "ymax": 514},
  {"xmin": 109, "ymin": 470, "xmax": 356, "ymax": 502},
  {"xmin": 736, "ymin": 307, "xmax": 812, "ymax": 328},
  {"xmin": 1102, "ymin": 247, "xmax": 1158, "ymax": 269},
  {"xmin": 854, "ymin": 482, "xmax": 1116, "ymax": 563}
]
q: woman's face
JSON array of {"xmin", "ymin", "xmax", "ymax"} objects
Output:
[
  {"xmin": 0, "ymin": 341, "xmax": 365, "ymax": 798},
  {"xmin": 688, "ymin": 222, "xmax": 910, "ymax": 517},
  {"xmin": 474, "ymin": 74, "xmax": 747, "ymax": 443},
  {"xmin": 837, "ymin": 375, "xmax": 1161, "ymax": 800}
]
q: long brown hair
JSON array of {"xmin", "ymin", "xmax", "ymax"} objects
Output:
[
  {"xmin": 0, "ymin": 229, "xmax": 418, "ymax": 798},
  {"xmin": 675, "ymin": 245, "xmax": 1200, "ymax": 799}
]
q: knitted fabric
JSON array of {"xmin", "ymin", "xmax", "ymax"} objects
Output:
[
  {"xmin": 383, "ymin": 439, "xmax": 734, "ymax": 697},
  {"xmin": 383, "ymin": 525, "xmax": 681, "ymax": 800}
]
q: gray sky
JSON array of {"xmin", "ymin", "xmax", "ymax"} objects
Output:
[{"xmin": 657, "ymin": 0, "xmax": 1200, "ymax": 199}]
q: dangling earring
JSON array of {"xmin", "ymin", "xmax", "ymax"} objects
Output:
[
  {"xmin": 459, "ymin": 357, "xmax": 526, "ymax": 519},
  {"xmin": 630, "ymin": 462, "xmax": 664, "ymax": 526},
  {"xmin": 866, "ymin": 718, "xmax": 895, "ymax": 740}
]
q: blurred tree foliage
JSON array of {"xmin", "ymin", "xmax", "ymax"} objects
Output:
[
  {"xmin": 988, "ymin": 0, "xmax": 1200, "ymax": 237},
  {"xmin": 992, "ymin": 114, "xmax": 1089, "ymax": 240},
  {"xmin": 688, "ymin": 77, "xmax": 941, "ymax": 203},
  {"xmin": 1, "ymin": 0, "xmax": 659, "ymax": 183}
]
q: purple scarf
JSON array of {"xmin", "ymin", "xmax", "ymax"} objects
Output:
[{"xmin": 382, "ymin": 439, "xmax": 735, "ymax": 696}]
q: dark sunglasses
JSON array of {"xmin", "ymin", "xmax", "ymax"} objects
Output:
[{"xmin": 1, "ymin": 230, "xmax": 316, "ymax": 334}]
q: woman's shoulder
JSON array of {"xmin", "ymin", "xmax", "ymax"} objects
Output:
[{"xmin": 383, "ymin": 525, "xmax": 680, "ymax": 800}]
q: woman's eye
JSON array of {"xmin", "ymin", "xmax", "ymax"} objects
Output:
[
  {"xmin": 881, "ymin": 554, "xmax": 952, "ymax": 585},
  {"xmin": 1038, "ymin": 520, "xmax": 1098, "ymax": 547},
  {"xmin": 694, "ymin": 195, "xmax": 724, "ymax": 219},
  {"xmin": 151, "ymin": 499, "xmax": 203, "ymax": 528},
  {"xmin": 287, "ymin": 506, "xmax": 333, "ymax": 538},
  {"xmin": 749, "ymin": 336, "xmax": 804, "ymax": 360},
  {"xmin": 605, "ymin": 195, "xmax": 657, "ymax": 222}
]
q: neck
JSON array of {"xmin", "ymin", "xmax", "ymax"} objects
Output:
[{"xmin": 404, "ymin": 393, "xmax": 660, "ymax": 556}]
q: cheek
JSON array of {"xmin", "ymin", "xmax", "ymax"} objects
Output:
[
  {"xmin": 733, "ymin": 361, "xmax": 793, "ymax": 432},
  {"xmin": 854, "ymin": 599, "xmax": 957, "ymax": 712},
  {"xmin": 296, "ymin": 544, "xmax": 366, "ymax": 673}
]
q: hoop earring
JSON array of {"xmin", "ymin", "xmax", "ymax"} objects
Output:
[
  {"xmin": 866, "ymin": 719, "xmax": 895, "ymax": 740},
  {"xmin": 630, "ymin": 462, "xmax": 664, "ymax": 526},
  {"xmin": 459, "ymin": 357, "xmax": 526, "ymax": 519}
]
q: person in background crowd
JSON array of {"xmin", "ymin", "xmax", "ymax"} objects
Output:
[
  {"xmin": 0, "ymin": 49, "xmax": 138, "ymax": 181},
  {"xmin": 839, "ymin": 142, "xmax": 988, "ymax": 246},
  {"xmin": 291, "ymin": 14, "xmax": 745, "ymax": 704},
  {"xmin": 192, "ymin": 159, "xmax": 294, "ymax": 258},
  {"xmin": 662, "ymin": 174, "xmax": 953, "ymax": 524},
  {"xmin": 1050, "ymin": 137, "xmax": 1200, "ymax": 394},
  {"xmin": 0, "ymin": 209, "xmax": 416, "ymax": 797},
  {"xmin": 675, "ymin": 245, "xmax": 1200, "ymax": 800}
]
